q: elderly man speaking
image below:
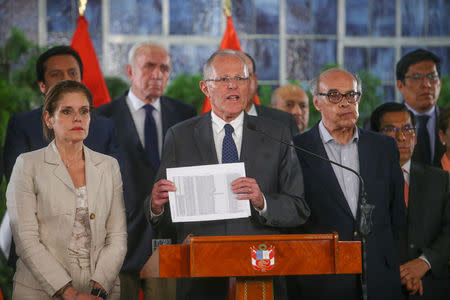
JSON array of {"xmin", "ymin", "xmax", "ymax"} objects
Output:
[{"xmin": 146, "ymin": 49, "xmax": 310, "ymax": 299}]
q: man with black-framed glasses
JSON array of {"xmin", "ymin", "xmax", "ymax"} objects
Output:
[
  {"xmin": 370, "ymin": 102, "xmax": 449, "ymax": 300},
  {"xmin": 288, "ymin": 68, "xmax": 405, "ymax": 300},
  {"xmin": 396, "ymin": 49, "xmax": 445, "ymax": 167}
]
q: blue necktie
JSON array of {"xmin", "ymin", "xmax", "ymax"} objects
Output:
[
  {"xmin": 143, "ymin": 104, "xmax": 160, "ymax": 170},
  {"xmin": 416, "ymin": 115, "xmax": 431, "ymax": 164},
  {"xmin": 222, "ymin": 124, "xmax": 238, "ymax": 163}
]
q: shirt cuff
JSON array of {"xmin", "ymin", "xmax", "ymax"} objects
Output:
[
  {"xmin": 418, "ymin": 254, "xmax": 431, "ymax": 269},
  {"xmin": 253, "ymin": 194, "xmax": 268, "ymax": 217},
  {"xmin": 150, "ymin": 206, "xmax": 164, "ymax": 220}
]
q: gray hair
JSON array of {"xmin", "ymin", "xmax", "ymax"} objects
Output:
[
  {"xmin": 309, "ymin": 68, "xmax": 362, "ymax": 99},
  {"xmin": 127, "ymin": 42, "xmax": 169, "ymax": 67},
  {"xmin": 202, "ymin": 49, "xmax": 249, "ymax": 79}
]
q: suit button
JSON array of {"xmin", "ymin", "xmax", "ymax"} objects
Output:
[
  {"xmin": 409, "ymin": 244, "xmax": 414, "ymax": 249},
  {"xmin": 353, "ymin": 231, "xmax": 357, "ymax": 237},
  {"xmin": 90, "ymin": 213, "xmax": 96, "ymax": 220}
]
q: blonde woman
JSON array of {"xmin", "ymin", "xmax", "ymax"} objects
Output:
[{"xmin": 7, "ymin": 80, "xmax": 126, "ymax": 299}]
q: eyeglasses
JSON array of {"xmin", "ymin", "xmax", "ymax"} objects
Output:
[
  {"xmin": 205, "ymin": 76, "xmax": 249, "ymax": 86},
  {"xmin": 380, "ymin": 125, "xmax": 416, "ymax": 137},
  {"xmin": 317, "ymin": 90, "xmax": 361, "ymax": 104},
  {"xmin": 405, "ymin": 73, "xmax": 439, "ymax": 83}
]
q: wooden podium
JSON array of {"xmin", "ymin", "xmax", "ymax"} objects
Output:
[{"xmin": 141, "ymin": 233, "xmax": 361, "ymax": 300}]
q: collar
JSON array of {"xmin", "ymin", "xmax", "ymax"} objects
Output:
[
  {"xmin": 404, "ymin": 102, "xmax": 435, "ymax": 117},
  {"xmin": 318, "ymin": 120, "xmax": 359, "ymax": 145},
  {"xmin": 211, "ymin": 110, "xmax": 245, "ymax": 134},
  {"xmin": 247, "ymin": 103, "xmax": 257, "ymax": 116},
  {"xmin": 401, "ymin": 159, "xmax": 411, "ymax": 174},
  {"xmin": 128, "ymin": 89, "xmax": 161, "ymax": 112}
]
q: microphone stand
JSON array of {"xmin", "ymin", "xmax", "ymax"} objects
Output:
[{"xmin": 247, "ymin": 123, "xmax": 374, "ymax": 300}]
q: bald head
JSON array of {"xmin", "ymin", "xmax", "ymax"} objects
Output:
[
  {"xmin": 271, "ymin": 85, "xmax": 309, "ymax": 132},
  {"xmin": 126, "ymin": 43, "xmax": 171, "ymax": 103},
  {"xmin": 312, "ymin": 68, "xmax": 361, "ymax": 137}
]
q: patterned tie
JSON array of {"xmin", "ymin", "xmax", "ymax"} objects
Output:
[
  {"xmin": 222, "ymin": 124, "xmax": 238, "ymax": 163},
  {"xmin": 402, "ymin": 168, "xmax": 409, "ymax": 207},
  {"xmin": 416, "ymin": 115, "xmax": 431, "ymax": 164},
  {"xmin": 143, "ymin": 104, "xmax": 160, "ymax": 170}
]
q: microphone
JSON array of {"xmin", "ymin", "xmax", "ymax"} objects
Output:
[
  {"xmin": 247, "ymin": 121, "xmax": 374, "ymax": 300},
  {"xmin": 246, "ymin": 121, "xmax": 374, "ymax": 235}
]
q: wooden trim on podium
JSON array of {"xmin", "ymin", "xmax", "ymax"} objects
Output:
[{"xmin": 141, "ymin": 233, "xmax": 361, "ymax": 279}]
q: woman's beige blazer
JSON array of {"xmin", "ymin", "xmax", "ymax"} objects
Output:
[{"xmin": 6, "ymin": 141, "xmax": 127, "ymax": 296}]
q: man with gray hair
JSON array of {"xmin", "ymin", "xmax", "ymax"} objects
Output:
[
  {"xmin": 96, "ymin": 42, "xmax": 196, "ymax": 299},
  {"xmin": 289, "ymin": 68, "xmax": 405, "ymax": 300},
  {"xmin": 146, "ymin": 49, "xmax": 309, "ymax": 299}
]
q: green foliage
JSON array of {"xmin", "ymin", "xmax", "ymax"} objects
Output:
[
  {"xmin": 438, "ymin": 75, "xmax": 450, "ymax": 107},
  {"xmin": 164, "ymin": 74, "xmax": 204, "ymax": 113},
  {"xmin": 257, "ymin": 85, "xmax": 272, "ymax": 106},
  {"xmin": 104, "ymin": 76, "xmax": 129, "ymax": 100}
]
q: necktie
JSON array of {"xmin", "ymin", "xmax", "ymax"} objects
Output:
[
  {"xmin": 143, "ymin": 104, "xmax": 160, "ymax": 170},
  {"xmin": 402, "ymin": 168, "xmax": 409, "ymax": 207},
  {"xmin": 222, "ymin": 124, "xmax": 238, "ymax": 163},
  {"xmin": 416, "ymin": 115, "xmax": 431, "ymax": 164}
]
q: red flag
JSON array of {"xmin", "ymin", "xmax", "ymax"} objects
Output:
[
  {"xmin": 71, "ymin": 16, "xmax": 110, "ymax": 107},
  {"xmin": 201, "ymin": 15, "xmax": 260, "ymax": 113}
]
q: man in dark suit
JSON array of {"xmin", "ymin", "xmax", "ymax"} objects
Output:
[
  {"xmin": 147, "ymin": 50, "xmax": 309, "ymax": 299},
  {"xmin": 396, "ymin": 49, "xmax": 445, "ymax": 167},
  {"xmin": 290, "ymin": 68, "xmax": 405, "ymax": 300},
  {"xmin": 96, "ymin": 42, "xmax": 196, "ymax": 300},
  {"xmin": 271, "ymin": 84, "xmax": 310, "ymax": 134},
  {"xmin": 241, "ymin": 52, "xmax": 299, "ymax": 136},
  {"xmin": 2, "ymin": 45, "xmax": 118, "ymax": 268},
  {"xmin": 370, "ymin": 102, "xmax": 449, "ymax": 299}
]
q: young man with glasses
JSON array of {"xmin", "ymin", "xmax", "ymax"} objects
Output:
[
  {"xmin": 396, "ymin": 49, "xmax": 445, "ymax": 167},
  {"xmin": 370, "ymin": 102, "xmax": 449, "ymax": 300},
  {"xmin": 289, "ymin": 68, "xmax": 405, "ymax": 300}
]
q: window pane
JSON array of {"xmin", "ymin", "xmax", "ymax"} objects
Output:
[
  {"xmin": 287, "ymin": 39, "xmax": 336, "ymax": 81},
  {"xmin": 2, "ymin": 0, "xmax": 39, "ymax": 44},
  {"xmin": 233, "ymin": 0, "xmax": 279, "ymax": 34},
  {"xmin": 241, "ymin": 39, "xmax": 279, "ymax": 81},
  {"xmin": 312, "ymin": 0, "xmax": 337, "ymax": 34},
  {"xmin": 47, "ymin": 0, "xmax": 73, "ymax": 32},
  {"xmin": 428, "ymin": 0, "xmax": 450, "ymax": 36},
  {"xmin": 371, "ymin": 0, "xmax": 395, "ymax": 36},
  {"xmin": 107, "ymin": 43, "xmax": 132, "ymax": 80},
  {"xmin": 170, "ymin": 0, "xmax": 221, "ymax": 36},
  {"xmin": 110, "ymin": 0, "xmax": 161, "ymax": 34},
  {"xmin": 382, "ymin": 86, "xmax": 396, "ymax": 102},
  {"xmin": 346, "ymin": 0, "xmax": 368, "ymax": 36},
  {"xmin": 169, "ymin": 45, "xmax": 216, "ymax": 78},
  {"xmin": 402, "ymin": 0, "xmax": 425, "ymax": 36},
  {"xmin": 370, "ymin": 48, "xmax": 395, "ymax": 81},
  {"xmin": 286, "ymin": 0, "xmax": 336, "ymax": 35},
  {"xmin": 344, "ymin": 47, "xmax": 368, "ymax": 74}
]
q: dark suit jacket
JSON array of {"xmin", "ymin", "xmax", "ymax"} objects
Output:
[
  {"xmin": 96, "ymin": 94, "xmax": 196, "ymax": 272},
  {"xmin": 146, "ymin": 112, "xmax": 310, "ymax": 299},
  {"xmin": 3, "ymin": 106, "xmax": 119, "ymax": 268},
  {"xmin": 411, "ymin": 106, "xmax": 446, "ymax": 167},
  {"xmin": 3, "ymin": 106, "xmax": 118, "ymax": 181},
  {"xmin": 291, "ymin": 123, "xmax": 406, "ymax": 300},
  {"xmin": 399, "ymin": 162, "xmax": 449, "ymax": 300},
  {"xmin": 255, "ymin": 105, "xmax": 300, "ymax": 136}
]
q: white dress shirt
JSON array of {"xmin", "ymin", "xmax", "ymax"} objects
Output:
[
  {"xmin": 247, "ymin": 103, "xmax": 258, "ymax": 116},
  {"xmin": 318, "ymin": 121, "xmax": 360, "ymax": 218},
  {"xmin": 126, "ymin": 89, "xmax": 163, "ymax": 157},
  {"xmin": 211, "ymin": 110, "xmax": 244, "ymax": 163}
]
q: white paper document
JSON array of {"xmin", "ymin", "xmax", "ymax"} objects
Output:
[{"xmin": 166, "ymin": 162, "xmax": 250, "ymax": 222}]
